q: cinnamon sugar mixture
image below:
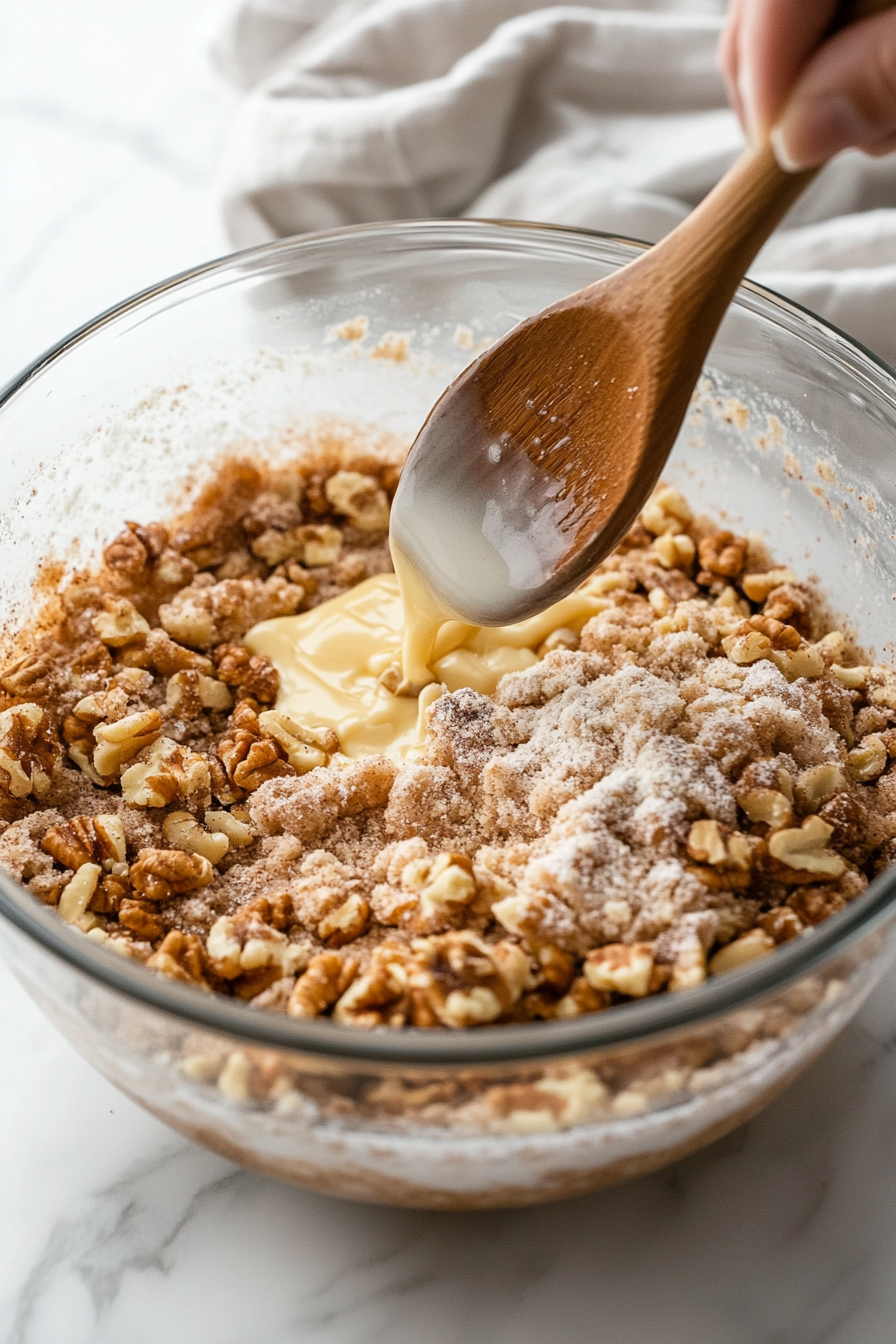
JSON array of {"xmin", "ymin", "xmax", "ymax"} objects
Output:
[{"xmin": 2, "ymin": 449, "xmax": 895, "ymax": 1030}]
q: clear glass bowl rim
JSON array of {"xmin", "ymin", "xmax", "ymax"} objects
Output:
[{"xmin": 2, "ymin": 216, "xmax": 896, "ymax": 1067}]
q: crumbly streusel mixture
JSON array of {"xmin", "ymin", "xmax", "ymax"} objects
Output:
[{"xmin": 2, "ymin": 448, "xmax": 895, "ymax": 1030}]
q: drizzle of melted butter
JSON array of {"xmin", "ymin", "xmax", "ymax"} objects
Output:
[{"xmin": 245, "ymin": 572, "xmax": 609, "ymax": 763}]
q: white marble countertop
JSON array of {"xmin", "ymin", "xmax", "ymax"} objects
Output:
[{"xmin": 3, "ymin": 5, "xmax": 896, "ymax": 1342}]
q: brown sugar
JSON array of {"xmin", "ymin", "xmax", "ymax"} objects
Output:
[{"xmin": 1, "ymin": 462, "xmax": 895, "ymax": 1030}]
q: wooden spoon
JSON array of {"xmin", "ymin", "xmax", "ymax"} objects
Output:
[{"xmin": 390, "ymin": 0, "xmax": 891, "ymax": 628}]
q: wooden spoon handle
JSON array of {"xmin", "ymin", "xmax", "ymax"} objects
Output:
[{"xmin": 644, "ymin": 142, "xmax": 813, "ymax": 311}]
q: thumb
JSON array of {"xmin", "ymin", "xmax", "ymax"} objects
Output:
[{"xmin": 771, "ymin": 7, "xmax": 896, "ymax": 170}]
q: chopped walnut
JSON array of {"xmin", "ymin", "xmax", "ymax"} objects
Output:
[
  {"xmin": 490, "ymin": 891, "xmax": 564, "ymax": 949},
  {"xmin": 554, "ymin": 977, "xmax": 611, "ymax": 1018},
  {"xmin": 794, "ymin": 763, "xmax": 848, "ymax": 812},
  {"xmin": 787, "ymin": 884, "xmax": 848, "ymax": 925},
  {"xmin": 58, "ymin": 863, "xmax": 102, "ymax": 928},
  {"xmin": 772, "ymin": 644, "xmax": 826, "ymax": 681},
  {"xmin": 296, "ymin": 524, "xmax": 343, "ymax": 567},
  {"xmin": 204, "ymin": 808, "xmax": 253, "ymax": 848},
  {"xmin": 740, "ymin": 568, "xmax": 799, "ymax": 602},
  {"xmin": 709, "ymin": 928, "xmax": 775, "ymax": 975},
  {"xmin": 166, "ymin": 671, "xmax": 232, "ymax": 716},
  {"xmin": 257, "ymin": 710, "xmax": 336, "ymax": 773},
  {"xmin": 329, "ymin": 943, "xmax": 409, "ymax": 1026},
  {"xmin": 73, "ymin": 686, "xmax": 130, "ymax": 728},
  {"xmin": 687, "ymin": 820, "xmax": 743, "ymax": 867},
  {"xmin": 103, "ymin": 522, "xmax": 166, "ymax": 577},
  {"xmin": 652, "ymin": 533, "xmax": 696, "ymax": 570},
  {"xmin": 0, "ymin": 651, "xmax": 55, "ymax": 698},
  {"xmin": 91, "ymin": 709, "xmax": 163, "ymax": 779},
  {"xmin": 60, "ymin": 714, "xmax": 102, "ymax": 784},
  {"xmin": 698, "ymin": 530, "xmax": 748, "ymax": 578},
  {"xmin": 205, "ymin": 915, "xmax": 243, "ymax": 976},
  {"xmin": 520, "ymin": 944, "xmax": 577, "ymax": 1005},
  {"xmin": 324, "ymin": 471, "xmax": 390, "ymax": 531},
  {"xmin": 714, "ymin": 585, "xmax": 751, "ymax": 619},
  {"xmin": 401, "ymin": 932, "xmax": 532, "ymax": 1029},
  {"xmin": 763, "ymin": 582, "xmax": 810, "ymax": 628},
  {"xmin": 758, "ymin": 907, "xmax": 804, "ymax": 943},
  {"xmin": 118, "ymin": 898, "xmax": 165, "ymax": 939},
  {"xmin": 241, "ymin": 491, "xmax": 303, "ymax": 539},
  {"xmin": 120, "ymin": 737, "xmax": 210, "ymax": 808},
  {"xmin": 664, "ymin": 924, "xmax": 709, "ymax": 993},
  {"xmin": 737, "ymin": 788, "xmax": 794, "ymax": 829},
  {"xmin": 767, "ymin": 816, "xmax": 847, "ymax": 880},
  {"xmin": 130, "ymin": 847, "xmax": 214, "ymax": 901},
  {"xmin": 159, "ymin": 576, "xmax": 303, "ymax": 650},
  {"xmin": 146, "ymin": 930, "xmax": 212, "ymax": 989},
  {"xmin": 155, "ymin": 549, "xmax": 197, "ymax": 589},
  {"xmin": 640, "ymin": 486, "xmax": 692, "ymax": 536},
  {"xmin": 92, "ymin": 871, "xmax": 130, "ymax": 915},
  {"xmin": 103, "ymin": 529, "xmax": 146, "ymax": 578},
  {"xmin": 584, "ymin": 943, "xmax": 654, "ymax": 997},
  {"xmin": 723, "ymin": 614, "xmax": 800, "ymax": 659},
  {"xmin": 289, "ymin": 951, "xmax": 358, "ymax": 1018},
  {"xmin": 206, "ymin": 905, "xmax": 309, "ymax": 987},
  {"xmin": 212, "ymin": 643, "xmax": 279, "ymax": 704},
  {"xmin": 162, "ymin": 811, "xmax": 229, "ymax": 864},
  {"xmin": 848, "ymin": 734, "xmax": 888, "ymax": 782},
  {"xmin": 91, "ymin": 597, "xmax": 151, "ymax": 648},
  {"xmin": 214, "ymin": 702, "xmax": 294, "ymax": 797},
  {"xmin": 647, "ymin": 588, "xmax": 672, "ymax": 616},
  {"xmin": 721, "ymin": 628, "xmax": 775, "ymax": 666},
  {"xmin": 722, "ymin": 616, "xmax": 823, "ymax": 679},
  {"xmin": 143, "ymin": 629, "xmax": 213, "ymax": 676},
  {"xmin": 818, "ymin": 793, "xmax": 880, "ymax": 867},
  {"xmin": 249, "ymin": 528, "xmax": 306, "ymax": 567},
  {"xmin": 317, "ymin": 892, "xmax": 370, "ymax": 947},
  {"xmin": 42, "ymin": 813, "xmax": 126, "ymax": 870},
  {"xmin": 830, "ymin": 662, "xmax": 869, "ymax": 690},
  {"xmin": 405, "ymin": 852, "xmax": 477, "ymax": 932},
  {"xmin": 686, "ymin": 820, "xmax": 752, "ymax": 887},
  {"xmin": 0, "ymin": 704, "xmax": 59, "ymax": 799}
]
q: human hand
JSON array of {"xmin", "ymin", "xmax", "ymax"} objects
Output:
[{"xmin": 720, "ymin": 0, "xmax": 896, "ymax": 170}]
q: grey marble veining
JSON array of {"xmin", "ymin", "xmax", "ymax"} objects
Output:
[{"xmin": 3, "ymin": 4, "xmax": 896, "ymax": 1341}]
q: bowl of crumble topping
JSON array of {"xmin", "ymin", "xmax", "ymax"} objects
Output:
[{"xmin": 3, "ymin": 220, "xmax": 896, "ymax": 1209}]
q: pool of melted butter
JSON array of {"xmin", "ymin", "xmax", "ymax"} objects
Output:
[{"xmin": 245, "ymin": 572, "xmax": 608, "ymax": 763}]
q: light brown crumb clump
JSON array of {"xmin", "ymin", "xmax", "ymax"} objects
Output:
[{"xmin": 1, "ymin": 468, "xmax": 893, "ymax": 1032}]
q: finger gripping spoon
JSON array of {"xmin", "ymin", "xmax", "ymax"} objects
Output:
[{"xmin": 389, "ymin": 0, "xmax": 891, "ymax": 629}]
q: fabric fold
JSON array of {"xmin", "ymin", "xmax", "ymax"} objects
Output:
[{"xmin": 214, "ymin": 0, "xmax": 896, "ymax": 364}]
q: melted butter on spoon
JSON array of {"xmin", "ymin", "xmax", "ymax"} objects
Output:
[{"xmin": 245, "ymin": 560, "xmax": 609, "ymax": 764}]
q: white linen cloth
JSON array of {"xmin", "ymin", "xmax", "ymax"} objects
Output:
[{"xmin": 212, "ymin": 0, "xmax": 896, "ymax": 364}]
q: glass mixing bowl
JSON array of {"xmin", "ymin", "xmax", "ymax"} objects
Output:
[{"xmin": 2, "ymin": 221, "xmax": 896, "ymax": 1210}]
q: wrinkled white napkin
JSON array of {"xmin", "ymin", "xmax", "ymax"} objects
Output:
[{"xmin": 213, "ymin": 0, "xmax": 896, "ymax": 364}]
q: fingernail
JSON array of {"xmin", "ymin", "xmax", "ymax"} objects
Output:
[{"xmin": 771, "ymin": 93, "xmax": 869, "ymax": 172}]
